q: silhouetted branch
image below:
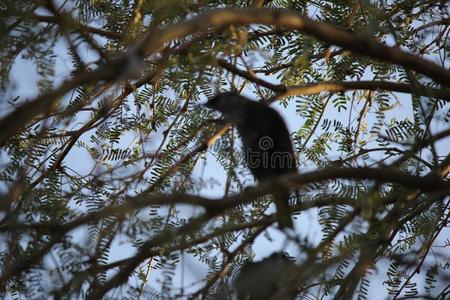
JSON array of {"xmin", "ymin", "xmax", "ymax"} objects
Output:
[{"xmin": 2, "ymin": 8, "xmax": 450, "ymax": 145}]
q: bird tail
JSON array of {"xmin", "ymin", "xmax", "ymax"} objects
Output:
[{"xmin": 274, "ymin": 191, "xmax": 293, "ymax": 229}]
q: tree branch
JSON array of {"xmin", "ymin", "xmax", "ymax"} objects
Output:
[
  {"xmin": 218, "ymin": 59, "xmax": 450, "ymax": 101},
  {"xmin": 2, "ymin": 7, "xmax": 450, "ymax": 145},
  {"xmin": 136, "ymin": 8, "xmax": 450, "ymax": 86},
  {"xmin": 279, "ymin": 80, "xmax": 450, "ymax": 101}
]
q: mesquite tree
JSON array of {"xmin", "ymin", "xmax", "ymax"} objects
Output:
[{"xmin": 1, "ymin": 0, "xmax": 449, "ymax": 299}]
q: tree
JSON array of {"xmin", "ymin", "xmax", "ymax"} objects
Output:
[{"xmin": 1, "ymin": 0, "xmax": 449, "ymax": 299}]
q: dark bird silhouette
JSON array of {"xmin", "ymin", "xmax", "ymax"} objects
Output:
[
  {"xmin": 235, "ymin": 253, "xmax": 297, "ymax": 300},
  {"xmin": 205, "ymin": 92, "xmax": 297, "ymax": 228}
]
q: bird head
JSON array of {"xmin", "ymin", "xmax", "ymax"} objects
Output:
[{"xmin": 205, "ymin": 92, "xmax": 247, "ymax": 116}]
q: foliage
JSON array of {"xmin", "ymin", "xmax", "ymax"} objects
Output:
[{"xmin": 0, "ymin": 0, "xmax": 449, "ymax": 299}]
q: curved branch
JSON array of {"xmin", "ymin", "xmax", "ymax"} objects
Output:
[
  {"xmin": 2, "ymin": 8, "xmax": 450, "ymax": 146},
  {"xmin": 2, "ymin": 164, "xmax": 448, "ymax": 234},
  {"xmin": 218, "ymin": 59, "xmax": 450, "ymax": 101},
  {"xmin": 85, "ymin": 165, "xmax": 449, "ymax": 299},
  {"xmin": 0, "ymin": 63, "xmax": 121, "ymax": 146},
  {"xmin": 412, "ymin": 17, "xmax": 450, "ymax": 33},
  {"xmin": 281, "ymin": 81, "xmax": 450, "ymax": 101},
  {"xmin": 1, "ymin": 162, "xmax": 449, "ymax": 290},
  {"xmin": 136, "ymin": 8, "xmax": 450, "ymax": 86}
]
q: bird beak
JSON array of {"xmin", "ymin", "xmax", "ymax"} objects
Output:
[{"xmin": 203, "ymin": 97, "xmax": 215, "ymax": 108}]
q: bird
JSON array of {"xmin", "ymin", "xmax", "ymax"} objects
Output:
[
  {"xmin": 205, "ymin": 92, "xmax": 297, "ymax": 228},
  {"xmin": 234, "ymin": 252, "xmax": 297, "ymax": 299}
]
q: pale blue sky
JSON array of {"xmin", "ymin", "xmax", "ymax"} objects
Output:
[{"xmin": 3, "ymin": 9, "xmax": 450, "ymax": 298}]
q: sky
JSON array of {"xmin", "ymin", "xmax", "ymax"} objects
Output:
[{"xmin": 3, "ymin": 6, "xmax": 450, "ymax": 299}]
